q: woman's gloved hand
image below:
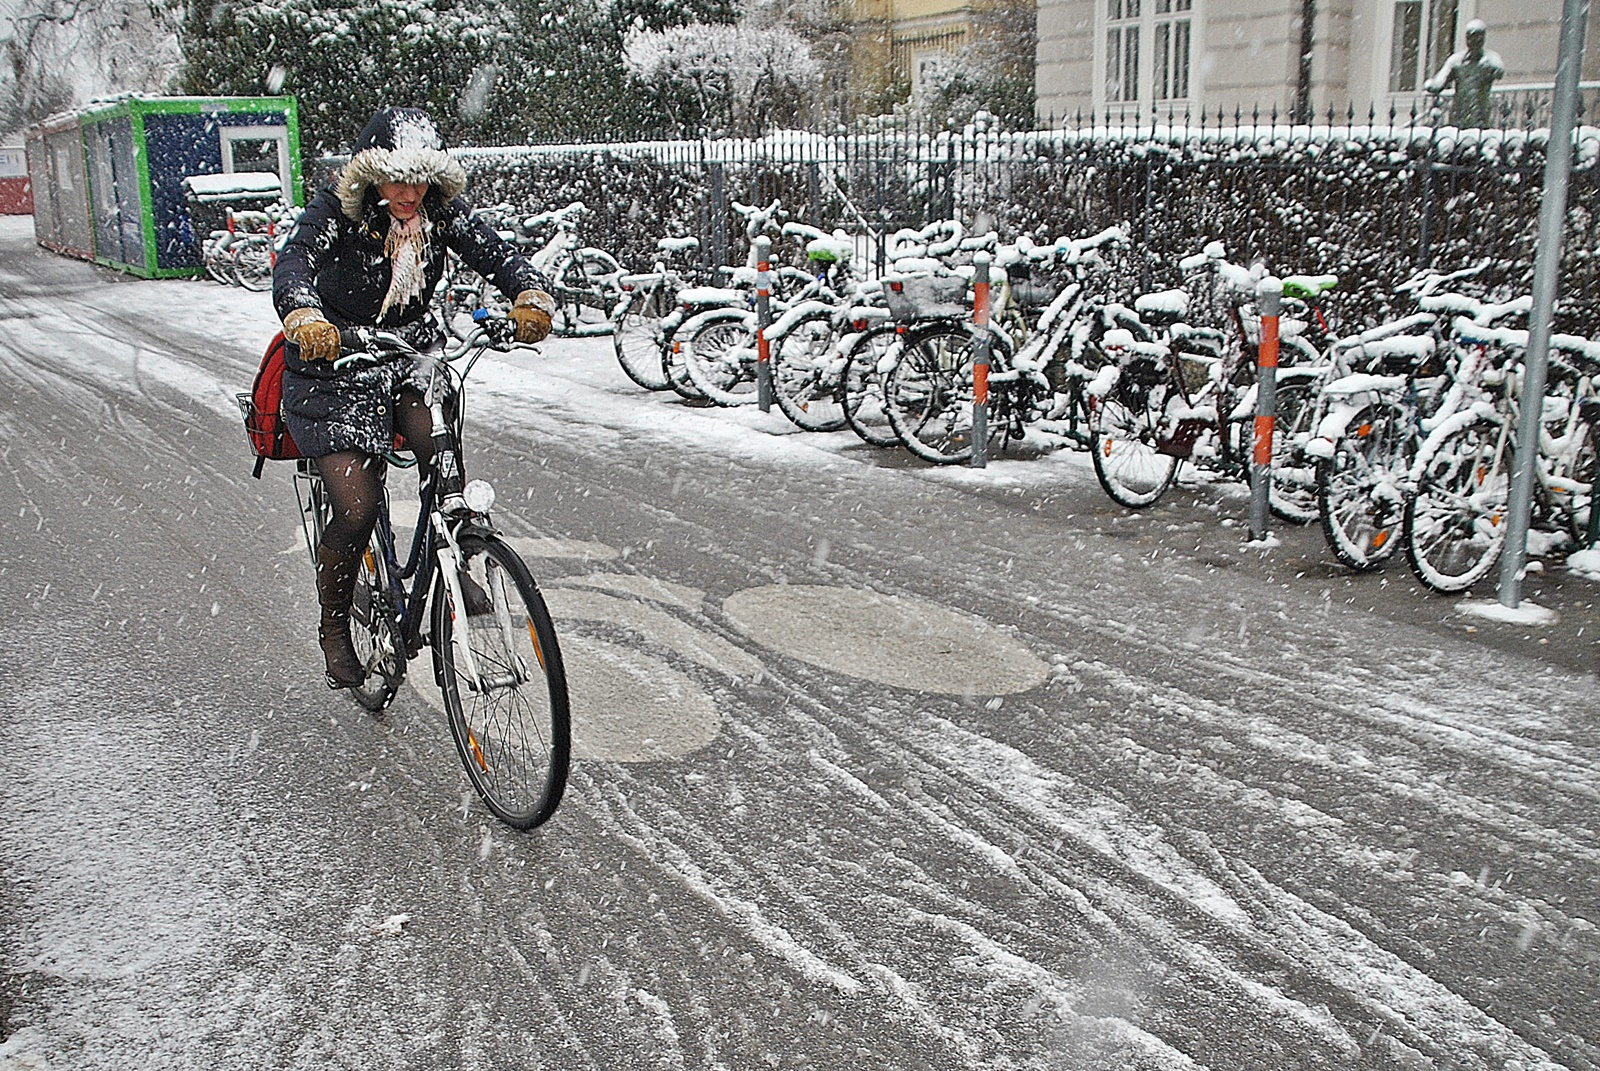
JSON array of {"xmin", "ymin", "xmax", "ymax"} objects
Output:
[
  {"xmin": 283, "ymin": 307, "xmax": 341, "ymax": 362},
  {"xmin": 510, "ymin": 289, "xmax": 556, "ymax": 344}
]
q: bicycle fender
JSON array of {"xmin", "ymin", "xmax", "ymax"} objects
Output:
[
  {"xmin": 1407, "ymin": 402, "xmax": 1503, "ymax": 482},
  {"xmin": 769, "ymin": 300, "xmax": 834, "ymax": 339}
]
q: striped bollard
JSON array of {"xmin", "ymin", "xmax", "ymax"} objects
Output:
[
  {"xmin": 971, "ymin": 253, "xmax": 992, "ymax": 468},
  {"xmin": 755, "ymin": 236, "xmax": 773, "ymax": 412},
  {"xmin": 1249, "ymin": 276, "xmax": 1283, "ymax": 542}
]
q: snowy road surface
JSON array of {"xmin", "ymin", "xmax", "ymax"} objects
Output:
[{"xmin": 1, "ymin": 217, "xmax": 1597, "ymax": 1070}]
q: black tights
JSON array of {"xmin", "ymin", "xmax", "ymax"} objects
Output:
[{"xmin": 316, "ymin": 388, "xmax": 435, "ymax": 624}]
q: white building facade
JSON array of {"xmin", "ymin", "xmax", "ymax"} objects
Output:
[{"xmin": 1035, "ymin": 0, "xmax": 1600, "ymax": 123}]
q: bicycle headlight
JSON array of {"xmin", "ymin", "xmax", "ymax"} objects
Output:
[{"xmin": 463, "ymin": 479, "xmax": 496, "ymax": 513}]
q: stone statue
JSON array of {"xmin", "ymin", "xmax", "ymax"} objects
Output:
[{"xmin": 1424, "ymin": 19, "xmax": 1505, "ymax": 128}]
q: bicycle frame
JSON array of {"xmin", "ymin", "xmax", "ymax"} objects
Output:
[{"xmin": 295, "ymin": 326, "xmax": 535, "ymax": 690}]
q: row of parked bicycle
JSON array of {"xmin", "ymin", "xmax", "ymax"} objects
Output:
[
  {"xmin": 427, "ymin": 198, "xmax": 1599, "ymax": 596},
  {"xmin": 190, "ymin": 202, "xmax": 301, "ymax": 292}
]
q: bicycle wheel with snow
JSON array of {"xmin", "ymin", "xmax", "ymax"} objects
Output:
[
  {"xmin": 1403, "ymin": 417, "xmax": 1509, "ymax": 593},
  {"xmin": 1244, "ymin": 375, "xmax": 1322, "ymax": 525},
  {"xmin": 1316, "ymin": 401, "xmax": 1412, "ymax": 570},
  {"xmin": 612, "ymin": 284, "xmax": 673, "ymax": 391},
  {"xmin": 771, "ymin": 310, "xmax": 847, "ymax": 431},
  {"xmin": 552, "ymin": 249, "xmax": 622, "ymax": 337},
  {"xmin": 840, "ymin": 324, "xmax": 902, "ymax": 447},
  {"xmin": 683, "ymin": 309, "xmax": 759, "ymax": 407},
  {"xmin": 883, "ymin": 322, "xmax": 1002, "ymax": 465},
  {"xmin": 233, "ymin": 238, "xmax": 274, "ymax": 292},
  {"xmin": 1091, "ymin": 378, "xmax": 1180, "ymax": 508}
]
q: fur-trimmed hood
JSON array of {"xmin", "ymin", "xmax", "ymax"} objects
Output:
[{"xmin": 336, "ymin": 107, "xmax": 468, "ymax": 222}]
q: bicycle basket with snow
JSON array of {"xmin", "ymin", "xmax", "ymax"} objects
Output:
[{"xmin": 882, "ymin": 272, "xmax": 970, "ymax": 322}]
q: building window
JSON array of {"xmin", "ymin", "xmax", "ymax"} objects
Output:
[
  {"xmin": 1390, "ymin": 0, "xmax": 1458, "ymax": 92},
  {"xmin": 892, "ymin": 27, "xmax": 967, "ymax": 95},
  {"xmin": 1154, "ymin": 0, "xmax": 1192, "ymax": 101},
  {"xmin": 1106, "ymin": 0, "xmax": 1140, "ymax": 103},
  {"xmin": 1105, "ymin": 0, "xmax": 1192, "ymax": 106},
  {"xmin": 220, "ymin": 126, "xmax": 291, "ymax": 202}
]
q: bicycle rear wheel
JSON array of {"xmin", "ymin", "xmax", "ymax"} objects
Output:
[
  {"xmin": 1403, "ymin": 417, "xmax": 1509, "ymax": 593},
  {"xmin": 433, "ymin": 532, "xmax": 570, "ymax": 829},
  {"xmin": 771, "ymin": 311, "xmax": 847, "ymax": 431},
  {"xmin": 349, "ymin": 533, "xmax": 406, "ymax": 711}
]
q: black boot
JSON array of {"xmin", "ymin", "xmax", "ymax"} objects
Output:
[{"xmin": 316, "ymin": 544, "xmax": 366, "ymax": 689}]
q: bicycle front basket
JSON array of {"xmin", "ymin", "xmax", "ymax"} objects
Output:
[{"xmin": 883, "ymin": 272, "xmax": 970, "ymax": 322}]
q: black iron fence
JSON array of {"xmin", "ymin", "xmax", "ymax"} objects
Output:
[{"xmin": 447, "ymin": 105, "xmax": 1600, "ymax": 336}]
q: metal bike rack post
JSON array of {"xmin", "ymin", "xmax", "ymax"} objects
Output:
[
  {"xmin": 971, "ymin": 253, "xmax": 992, "ymax": 468},
  {"xmin": 755, "ymin": 236, "xmax": 773, "ymax": 412},
  {"xmin": 1498, "ymin": 0, "xmax": 1588, "ymax": 608},
  {"xmin": 1249, "ymin": 276, "xmax": 1283, "ymax": 542}
]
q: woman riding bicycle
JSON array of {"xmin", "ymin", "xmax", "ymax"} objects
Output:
[{"xmin": 273, "ymin": 106, "xmax": 555, "ymax": 690}]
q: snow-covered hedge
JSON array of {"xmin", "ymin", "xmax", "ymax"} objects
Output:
[{"xmin": 449, "ymin": 116, "xmax": 1600, "ymax": 334}]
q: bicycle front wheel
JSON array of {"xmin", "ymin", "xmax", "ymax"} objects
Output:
[
  {"xmin": 1403, "ymin": 417, "xmax": 1510, "ymax": 593},
  {"xmin": 771, "ymin": 311, "xmax": 847, "ymax": 431},
  {"xmin": 553, "ymin": 251, "xmax": 621, "ymax": 337},
  {"xmin": 233, "ymin": 240, "xmax": 274, "ymax": 292},
  {"xmin": 1255, "ymin": 375, "xmax": 1321, "ymax": 525},
  {"xmin": 883, "ymin": 322, "xmax": 999, "ymax": 464},
  {"xmin": 840, "ymin": 324, "xmax": 901, "ymax": 447},
  {"xmin": 1316, "ymin": 401, "xmax": 1412, "ymax": 570},
  {"xmin": 684, "ymin": 311, "xmax": 759, "ymax": 407},
  {"xmin": 433, "ymin": 532, "xmax": 570, "ymax": 829},
  {"xmin": 612, "ymin": 284, "xmax": 673, "ymax": 391},
  {"xmin": 1091, "ymin": 379, "xmax": 1180, "ymax": 508}
]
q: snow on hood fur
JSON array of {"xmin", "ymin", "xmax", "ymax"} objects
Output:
[{"xmin": 337, "ymin": 107, "xmax": 468, "ymax": 222}]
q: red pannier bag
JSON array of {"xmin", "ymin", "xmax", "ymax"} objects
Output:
[{"xmin": 238, "ymin": 331, "xmax": 300, "ymax": 477}]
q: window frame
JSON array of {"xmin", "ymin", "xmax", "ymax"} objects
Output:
[
  {"xmin": 1098, "ymin": 0, "xmax": 1195, "ymax": 111},
  {"xmin": 219, "ymin": 125, "xmax": 292, "ymax": 203},
  {"xmin": 1387, "ymin": 0, "xmax": 1461, "ymax": 94}
]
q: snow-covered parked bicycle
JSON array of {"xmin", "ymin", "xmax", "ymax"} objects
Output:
[
  {"xmin": 1401, "ymin": 318, "xmax": 1600, "ymax": 593},
  {"xmin": 440, "ymin": 201, "xmax": 623, "ymax": 340},
  {"xmin": 1305, "ymin": 264, "xmax": 1521, "ymax": 571},
  {"xmin": 1088, "ymin": 245, "xmax": 1333, "ymax": 518}
]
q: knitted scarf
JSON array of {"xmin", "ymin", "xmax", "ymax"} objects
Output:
[{"xmin": 379, "ymin": 211, "xmax": 429, "ymax": 322}]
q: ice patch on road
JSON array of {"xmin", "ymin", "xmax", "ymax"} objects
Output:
[
  {"xmin": 0, "ymin": 1028, "xmax": 53, "ymax": 1071},
  {"xmin": 544, "ymin": 586, "xmax": 760, "ymax": 680},
  {"xmin": 722, "ymin": 584, "xmax": 1049, "ymax": 695},
  {"xmin": 560, "ymin": 633, "xmax": 723, "ymax": 762},
  {"xmin": 408, "ymin": 627, "xmax": 724, "ymax": 763}
]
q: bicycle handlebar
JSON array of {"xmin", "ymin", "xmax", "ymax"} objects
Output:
[
  {"xmin": 519, "ymin": 200, "xmax": 588, "ymax": 233},
  {"xmin": 1395, "ymin": 259, "xmax": 1491, "ymax": 296},
  {"xmin": 333, "ymin": 313, "xmax": 519, "ymax": 368}
]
